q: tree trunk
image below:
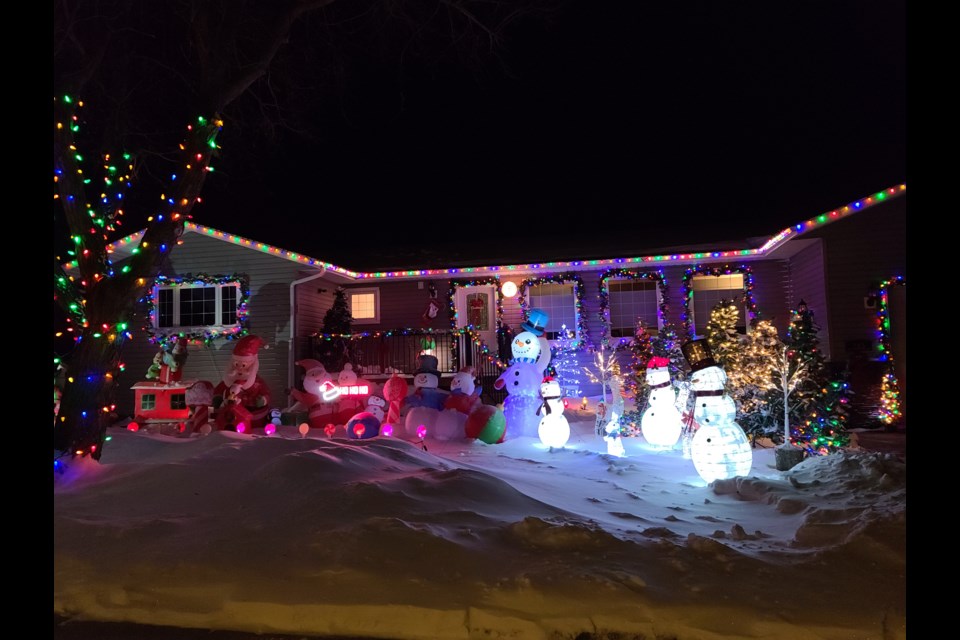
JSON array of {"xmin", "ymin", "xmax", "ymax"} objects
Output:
[{"xmin": 53, "ymin": 326, "xmax": 122, "ymax": 460}]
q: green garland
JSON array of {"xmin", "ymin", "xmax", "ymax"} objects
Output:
[
  {"xmin": 597, "ymin": 268, "xmax": 668, "ymax": 350},
  {"xmin": 517, "ymin": 272, "xmax": 591, "ymax": 351},
  {"xmin": 680, "ymin": 264, "xmax": 756, "ymax": 338},
  {"xmin": 144, "ymin": 273, "xmax": 249, "ymax": 346}
]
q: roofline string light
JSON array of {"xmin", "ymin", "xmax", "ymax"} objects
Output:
[{"xmin": 64, "ymin": 185, "xmax": 906, "ymax": 279}]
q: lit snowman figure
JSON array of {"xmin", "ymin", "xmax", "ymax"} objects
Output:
[
  {"xmin": 494, "ymin": 361, "xmax": 543, "ymax": 439},
  {"xmin": 682, "ymin": 339, "xmax": 752, "ymax": 483},
  {"xmin": 536, "ymin": 377, "xmax": 570, "ymax": 448},
  {"xmin": 365, "ymin": 395, "xmax": 387, "ymax": 423},
  {"xmin": 516, "ymin": 308, "xmax": 552, "ymax": 376},
  {"xmin": 640, "ymin": 356, "xmax": 682, "ymax": 448},
  {"xmin": 596, "ymin": 375, "xmax": 626, "ymax": 457},
  {"xmin": 511, "ymin": 331, "xmax": 541, "ymax": 364}
]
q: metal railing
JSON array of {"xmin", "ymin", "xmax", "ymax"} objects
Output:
[{"xmin": 310, "ymin": 329, "xmax": 509, "ymax": 405}]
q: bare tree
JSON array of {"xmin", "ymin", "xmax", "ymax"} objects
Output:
[{"xmin": 53, "ymin": 0, "xmax": 559, "ymax": 459}]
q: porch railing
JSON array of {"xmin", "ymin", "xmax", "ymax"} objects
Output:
[{"xmin": 310, "ymin": 328, "xmax": 509, "ymax": 405}]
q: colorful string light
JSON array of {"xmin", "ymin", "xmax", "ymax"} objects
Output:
[
  {"xmin": 874, "ymin": 276, "xmax": 905, "ymax": 425},
  {"xmin": 516, "ymin": 273, "xmax": 593, "ymax": 351},
  {"xmin": 142, "ymin": 273, "xmax": 250, "ymax": 346},
  {"xmin": 597, "ymin": 268, "xmax": 668, "ymax": 349},
  {"xmin": 680, "ymin": 265, "xmax": 757, "ymax": 338}
]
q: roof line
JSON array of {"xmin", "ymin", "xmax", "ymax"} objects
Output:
[{"xmin": 65, "ymin": 184, "xmax": 905, "ymax": 277}]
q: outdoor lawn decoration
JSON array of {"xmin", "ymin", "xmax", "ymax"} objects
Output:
[
  {"xmin": 365, "ymin": 395, "xmax": 387, "ymax": 423},
  {"xmin": 495, "ymin": 360, "xmax": 543, "ymax": 439},
  {"xmin": 465, "ymin": 404, "xmax": 506, "ymax": 444},
  {"xmin": 537, "ymin": 377, "xmax": 570, "ymax": 448},
  {"xmin": 288, "ymin": 359, "xmax": 338, "ymax": 429},
  {"xmin": 403, "ymin": 355, "xmax": 448, "ymax": 411},
  {"xmin": 444, "ymin": 366, "xmax": 482, "ymax": 415},
  {"xmin": 382, "ymin": 373, "xmax": 408, "ymax": 428},
  {"xmin": 595, "ymin": 375, "xmax": 626, "ymax": 457},
  {"xmin": 640, "ymin": 357, "xmax": 682, "ymax": 448},
  {"xmin": 184, "ymin": 380, "xmax": 215, "ymax": 434},
  {"xmin": 346, "ymin": 411, "xmax": 380, "ymax": 440},
  {"xmin": 518, "ymin": 307, "xmax": 552, "ymax": 375},
  {"xmin": 405, "ymin": 406, "xmax": 441, "ymax": 440},
  {"xmin": 336, "ymin": 363, "xmax": 369, "ymax": 416},
  {"xmin": 683, "ymin": 339, "xmax": 752, "ymax": 483},
  {"xmin": 432, "ymin": 409, "xmax": 468, "ymax": 441},
  {"xmin": 511, "ymin": 330, "xmax": 542, "ymax": 364},
  {"xmin": 213, "ymin": 335, "xmax": 271, "ymax": 431}
]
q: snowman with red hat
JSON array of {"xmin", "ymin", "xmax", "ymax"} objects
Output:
[{"xmin": 213, "ymin": 335, "xmax": 271, "ymax": 431}]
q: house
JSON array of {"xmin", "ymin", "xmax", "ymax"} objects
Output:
[{"xmin": 94, "ymin": 184, "xmax": 905, "ymax": 426}]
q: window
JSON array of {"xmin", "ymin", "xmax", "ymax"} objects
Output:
[
  {"xmin": 349, "ymin": 288, "xmax": 380, "ymax": 324},
  {"xmin": 155, "ymin": 282, "xmax": 240, "ymax": 330},
  {"xmin": 607, "ymin": 279, "xmax": 660, "ymax": 338},
  {"xmin": 140, "ymin": 394, "xmax": 156, "ymax": 411},
  {"xmin": 527, "ymin": 282, "xmax": 577, "ymax": 341},
  {"xmin": 170, "ymin": 394, "xmax": 187, "ymax": 411},
  {"xmin": 691, "ymin": 274, "xmax": 747, "ymax": 335}
]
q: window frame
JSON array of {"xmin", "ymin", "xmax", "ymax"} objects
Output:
[
  {"xmin": 348, "ymin": 287, "xmax": 381, "ymax": 325},
  {"xmin": 598, "ymin": 269, "xmax": 667, "ymax": 346},
  {"xmin": 518, "ymin": 273, "xmax": 589, "ymax": 348},
  {"xmin": 146, "ymin": 274, "xmax": 250, "ymax": 345},
  {"xmin": 681, "ymin": 265, "xmax": 756, "ymax": 338},
  {"xmin": 153, "ymin": 281, "xmax": 242, "ymax": 333}
]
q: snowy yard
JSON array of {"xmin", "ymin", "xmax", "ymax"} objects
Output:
[{"xmin": 54, "ymin": 412, "xmax": 905, "ymax": 640}]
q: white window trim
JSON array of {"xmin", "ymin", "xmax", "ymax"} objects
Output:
[
  {"xmin": 153, "ymin": 281, "xmax": 241, "ymax": 333},
  {"xmin": 605, "ymin": 278, "xmax": 664, "ymax": 340},
  {"xmin": 349, "ymin": 287, "xmax": 381, "ymax": 325}
]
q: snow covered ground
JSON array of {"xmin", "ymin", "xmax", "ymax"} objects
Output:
[{"xmin": 54, "ymin": 410, "xmax": 906, "ymax": 640}]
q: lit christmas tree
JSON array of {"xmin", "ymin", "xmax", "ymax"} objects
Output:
[
  {"xmin": 549, "ymin": 324, "xmax": 582, "ymax": 399},
  {"xmin": 624, "ymin": 320, "xmax": 654, "ymax": 403},
  {"xmin": 705, "ymin": 299, "xmax": 745, "ymax": 390},
  {"xmin": 316, "ymin": 286, "xmax": 354, "ymax": 372},
  {"xmin": 735, "ymin": 319, "xmax": 784, "ymax": 441},
  {"xmin": 784, "ymin": 300, "xmax": 850, "ymax": 455}
]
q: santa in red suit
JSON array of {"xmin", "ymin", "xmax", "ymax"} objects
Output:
[{"xmin": 213, "ymin": 335, "xmax": 271, "ymax": 431}]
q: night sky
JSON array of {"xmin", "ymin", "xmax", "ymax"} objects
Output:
[{"xmin": 59, "ymin": 1, "xmax": 907, "ymax": 272}]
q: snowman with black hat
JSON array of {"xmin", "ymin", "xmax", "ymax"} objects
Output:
[{"xmin": 682, "ymin": 339, "xmax": 752, "ymax": 483}]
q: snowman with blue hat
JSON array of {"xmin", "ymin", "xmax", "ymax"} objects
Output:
[{"xmin": 512, "ymin": 308, "xmax": 552, "ymax": 376}]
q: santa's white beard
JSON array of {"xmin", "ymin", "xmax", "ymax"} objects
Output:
[{"xmin": 224, "ymin": 357, "xmax": 259, "ymax": 390}]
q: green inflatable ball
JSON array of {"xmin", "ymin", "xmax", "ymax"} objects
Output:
[{"xmin": 465, "ymin": 405, "xmax": 506, "ymax": 444}]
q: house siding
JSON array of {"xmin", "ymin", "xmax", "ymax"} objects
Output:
[
  {"xmin": 801, "ymin": 195, "xmax": 906, "ymax": 362},
  {"xmin": 114, "ymin": 231, "xmax": 320, "ymax": 417},
  {"xmin": 787, "ymin": 239, "xmax": 831, "ymax": 359},
  {"xmin": 295, "ymin": 273, "xmax": 335, "ymax": 364},
  {"xmin": 341, "ymin": 279, "xmax": 453, "ymax": 332}
]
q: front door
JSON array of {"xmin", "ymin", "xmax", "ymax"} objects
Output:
[{"xmin": 454, "ymin": 284, "xmax": 498, "ymax": 353}]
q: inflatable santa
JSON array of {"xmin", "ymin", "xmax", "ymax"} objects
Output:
[{"xmin": 213, "ymin": 335, "xmax": 271, "ymax": 431}]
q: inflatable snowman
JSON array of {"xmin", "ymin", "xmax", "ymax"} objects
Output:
[
  {"xmin": 494, "ymin": 360, "xmax": 543, "ymax": 439},
  {"xmin": 403, "ymin": 354, "xmax": 448, "ymax": 438},
  {"xmin": 536, "ymin": 377, "xmax": 570, "ymax": 448},
  {"xmin": 640, "ymin": 356, "xmax": 683, "ymax": 448},
  {"xmin": 514, "ymin": 308, "xmax": 551, "ymax": 376},
  {"xmin": 681, "ymin": 339, "xmax": 752, "ymax": 483}
]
